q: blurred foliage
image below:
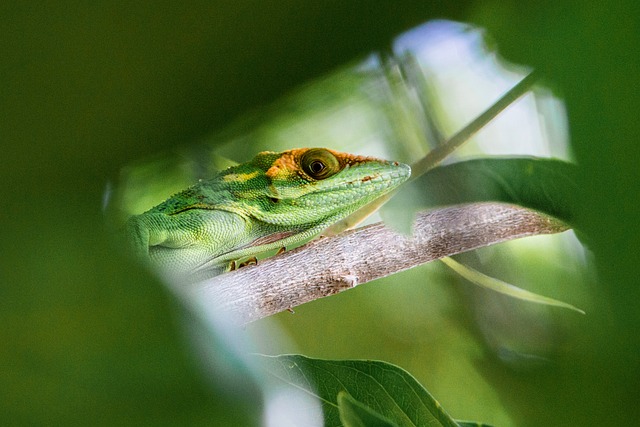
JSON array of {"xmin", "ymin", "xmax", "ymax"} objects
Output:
[{"xmin": 2, "ymin": 1, "xmax": 639, "ymax": 426}]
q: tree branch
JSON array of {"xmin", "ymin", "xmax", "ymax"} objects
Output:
[{"xmin": 182, "ymin": 202, "xmax": 568, "ymax": 324}]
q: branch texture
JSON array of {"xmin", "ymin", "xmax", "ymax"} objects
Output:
[{"xmin": 183, "ymin": 202, "xmax": 568, "ymax": 324}]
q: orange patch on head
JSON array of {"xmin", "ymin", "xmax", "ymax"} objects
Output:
[{"xmin": 265, "ymin": 149, "xmax": 307, "ymax": 179}]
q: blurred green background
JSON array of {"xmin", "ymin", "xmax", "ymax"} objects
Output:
[{"xmin": 2, "ymin": 1, "xmax": 639, "ymax": 426}]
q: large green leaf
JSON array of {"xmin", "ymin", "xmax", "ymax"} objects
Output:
[
  {"xmin": 259, "ymin": 354, "xmax": 485, "ymax": 427},
  {"xmin": 413, "ymin": 157, "xmax": 578, "ymax": 224},
  {"xmin": 383, "ymin": 157, "xmax": 578, "ymax": 236}
]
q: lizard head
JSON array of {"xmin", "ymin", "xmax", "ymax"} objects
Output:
[{"xmin": 224, "ymin": 148, "xmax": 411, "ymax": 228}]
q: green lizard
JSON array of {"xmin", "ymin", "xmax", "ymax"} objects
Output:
[{"xmin": 127, "ymin": 148, "xmax": 411, "ymax": 283}]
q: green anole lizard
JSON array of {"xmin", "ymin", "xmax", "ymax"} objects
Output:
[{"xmin": 127, "ymin": 148, "xmax": 411, "ymax": 283}]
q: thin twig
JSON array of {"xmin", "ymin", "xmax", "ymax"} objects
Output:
[
  {"xmin": 324, "ymin": 71, "xmax": 539, "ymax": 236},
  {"xmin": 410, "ymin": 71, "xmax": 539, "ymax": 176}
]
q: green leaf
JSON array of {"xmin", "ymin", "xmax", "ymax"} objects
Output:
[
  {"xmin": 258, "ymin": 354, "xmax": 485, "ymax": 427},
  {"xmin": 440, "ymin": 257, "xmax": 585, "ymax": 314},
  {"xmin": 410, "ymin": 157, "xmax": 578, "ymax": 225},
  {"xmin": 338, "ymin": 391, "xmax": 399, "ymax": 427},
  {"xmin": 430, "ymin": 157, "xmax": 578, "ymax": 222},
  {"xmin": 441, "ymin": 257, "xmax": 585, "ymax": 314}
]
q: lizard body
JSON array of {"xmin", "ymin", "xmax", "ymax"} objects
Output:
[{"xmin": 127, "ymin": 148, "xmax": 410, "ymax": 282}]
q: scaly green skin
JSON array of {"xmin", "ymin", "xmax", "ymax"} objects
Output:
[{"xmin": 127, "ymin": 148, "xmax": 411, "ymax": 282}]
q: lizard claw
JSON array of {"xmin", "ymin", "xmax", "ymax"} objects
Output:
[
  {"xmin": 229, "ymin": 256, "xmax": 258, "ymax": 272},
  {"xmin": 238, "ymin": 256, "xmax": 258, "ymax": 268}
]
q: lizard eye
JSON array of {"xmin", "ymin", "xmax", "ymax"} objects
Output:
[{"xmin": 301, "ymin": 148, "xmax": 341, "ymax": 180}]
